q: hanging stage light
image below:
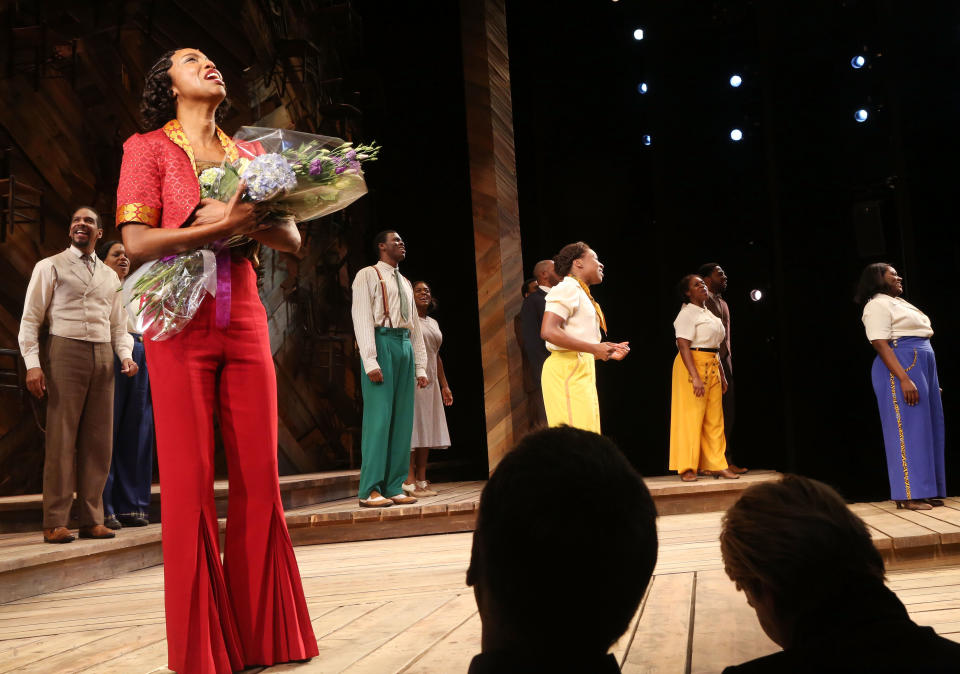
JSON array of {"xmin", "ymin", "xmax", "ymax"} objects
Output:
[
  {"xmin": 750, "ymin": 289, "xmax": 763, "ymax": 302},
  {"xmin": 851, "ymin": 55, "xmax": 866, "ymax": 69},
  {"xmin": 729, "ymin": 74, "xmax": 743, "ymax": 88},
  {"xmin": 637, "ymin": 82, "xmax": 648, "ymax": 94},
  {"xmin": 642, "ymin": 134, "xmax": 652, "ymax": 146},
  {"xmin": 854, "ymin": 109, "xmax": 869, "ymax": 123},
  {"xmin": 730, "ymin": 129, "xmax": 743, "ymax": 141},
  {"xmin": 633, "ymin": 28, "xmax": 645, "ymax": 40}
]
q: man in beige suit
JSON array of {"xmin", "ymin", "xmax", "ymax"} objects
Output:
[{"xmin": 19, "ymin": 207, "xmax": 139, "ymax": 543}]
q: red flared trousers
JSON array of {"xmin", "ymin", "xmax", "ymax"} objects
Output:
[{"xmin": 145, "ymin": 259, "xmax": 318, "ymax": 673}]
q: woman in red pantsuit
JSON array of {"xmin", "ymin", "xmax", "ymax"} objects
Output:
[{"xmin": 117, "ymin": 48, "xmax": 318, "ymax": 672}]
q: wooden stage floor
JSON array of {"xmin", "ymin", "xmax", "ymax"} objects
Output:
[{"xmin": 2, "ymin": 510, "xmax": 960, "ymax": 673}]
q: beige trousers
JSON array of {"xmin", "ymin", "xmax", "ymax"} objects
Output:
[{"xmin": 43, "ymin": 336, "xmax": 114, "ymax": 528}]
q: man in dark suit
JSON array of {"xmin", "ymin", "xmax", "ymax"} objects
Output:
[
  {"xmin": 519, "ymin": 259, "xmax": 560, "ymax": 428},
  {"xmin": 698, "ymin": 262, "xmax": 747, "ymax": 474}
]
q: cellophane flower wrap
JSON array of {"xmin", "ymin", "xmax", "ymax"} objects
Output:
[{"xmin": 128, "ymin": 127, "xmax": 379, "ymax": 341}]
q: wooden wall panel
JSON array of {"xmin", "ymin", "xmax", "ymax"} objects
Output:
[{"xmin": 460, "ymin": 0, "xmax": 528, "ymax": 473}]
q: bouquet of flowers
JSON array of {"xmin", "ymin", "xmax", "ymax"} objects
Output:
[{"xmin": 127, "ymin": 127, "xmax": 379, "ymax": 341}]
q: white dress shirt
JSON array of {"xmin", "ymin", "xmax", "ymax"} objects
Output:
[
  {"xmin": 19, "ymin": 246, "xmax": 133, "ymax": 370},
  {"xmin": 543, "ymin": 276, "xmax": 601, "ymax": 351},
  {"xmin": 351, "ymin": 260, "xmax": 428, "ymax": 377},
  {"xmin": 120, "ymin": 275, "xmax": 141, "ymax": 334},
  {"xmin": 674, "ymin": 302, "xmax": 726, "ymax": 349},
  {"xmin": 862, "ymin": 293, "xmax": 934, "ymax": 342}
]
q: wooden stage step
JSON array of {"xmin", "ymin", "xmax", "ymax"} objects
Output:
[
  {"xmin": 0, "ymin": 470, "xmax": 360, "ymax": 534},
  {"xmin": 0, "ymin": 472, "xmax": 771, "ymax": 604},
  {"xmin": 4, "ymin": 469, "xmax": 957, "ymax": 608}
]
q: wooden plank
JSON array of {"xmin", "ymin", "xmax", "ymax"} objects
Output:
[
  {"xmin": 270, "ymin": 594, "xmax": 454, "ymax": 672},
  {"xmin": 0, "ymin": 625, "xmax": 152, "ymax": 673},
  {"xmin": 310, "ymin": 602, "xmax": 385, "ymax": 640},
  {"xmin": 81, "ymin": 638, "xmax": 169, "ymax": 674},
  {"xmin": 689, "ymin": 569, "xmax": 778, "ymax": 673},
  {"xmin": 341, "ymin": 593, "xmax": 477, "ymax": 673},
  {"xmin": 621, "ymin": 572, "xmax": 694, "ymax": 674},
  {"xmin": 866, "ymin": 524, "xmax": 894, "ymax": 550},
  {"xmin": 403, "ymin": 612, "xmax": 482, "ymax": 673},
  {"xmin": 874, "ymin": 500, "xmax": 960, "ymax": 544},
  {"xmin": 848, "ymin": 503, "xmax": 939, "ymax": 549},
  {"xmin": 886, "ymin": 569, "xmax": 960, "ymax": 591},
  {"xmin": 460, "ymin": 0, "xmax": 527, "ymax": 472},
  {"xmin": 610, "ymin": 584, "xmax": 648, "ymax": 666}
]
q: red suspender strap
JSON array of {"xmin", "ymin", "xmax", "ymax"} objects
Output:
[{"xmin": 372, "ymin": 266, "xmax": 393, "ymax": 328}]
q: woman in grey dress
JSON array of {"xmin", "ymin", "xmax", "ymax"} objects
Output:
[{"xmin": 403, "ymin": 281, "xmax": 453, "ymax": 497}]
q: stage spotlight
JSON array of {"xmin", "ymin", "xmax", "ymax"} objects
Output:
[
  {"xmin": 633, "ymin": 28, "xmax": 645, "ymax": 40},
  {"xmin": 637, "ymin": 82, "xmax": 648, "ymax": 94},
  {"xmin": 729, "ymin": 74, "xmax": 743, "ymax": 88},
  {"xmin": 855, "ymin": 108, "xmax": 869, "ymax": 123},
  {"xmin": 750, "ymin": 289, "xmax": 763, "ymax": 302},
  {"xmin": 642, "ymin": 134, "xmax": 652, "ymax": 146},
  {"xmin": 730, "ymin": 128, "xmax": 743, "ymax": 141},
  {"xmin": 851, "ymin": 55, "xmax": 866, "ymax": 69}
]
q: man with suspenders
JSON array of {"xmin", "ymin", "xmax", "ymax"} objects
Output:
[{"xmin": 351, "ymin": 230, "xmax": 429, "ymax": 507}]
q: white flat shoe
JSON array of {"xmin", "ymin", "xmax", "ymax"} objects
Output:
[
  {"xmin": 388, "ymin": 494, "xmax": 418, "ymax": 505},
  {"xmin": 359, "ymin": 495, "xmax": 393, "ymax": 508},
  {"xmin": 413, "ymin": 480, "xmax": 438, "ymax": 497}
]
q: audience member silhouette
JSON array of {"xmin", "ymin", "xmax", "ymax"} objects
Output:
[
  {"xmin": 721, "ymin": 474, "xmax": 960, "ymax": 673},
  {"xmin": 466, "ymin": 427, "xmax": 658, "ymax": 673}
]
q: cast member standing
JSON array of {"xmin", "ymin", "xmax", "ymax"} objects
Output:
[
  {"xmin": 539, "ymin": 242, "xmax": 629, "ymax": 432},
  {"xmin": 857, "ymin": 263, "xmax": 945, "ymax": 511},
  {"xmin": 351, "ymin": 230, "xmax": 428, "ymax": 507},
  {"xmin": 117, "ymin": 48, "xmax": 317, "ymax": 672},
  {"xmin": 520, "ymin": 259, "xmax": 561, "ymax": 428},
  {"xmin": 698, "ymin": 262, "xmax": 747, "ymax": 474},
  {"xmin": 669, "ymin": 274, "xmax": 738, "ymax": 481},
  {"xmin": 19, "ymin": 208, "xmax": 138, "ymax": 543},
  {"xmin": 98, "ymin": 240, "xmax": 155, "ymax": 529},
  {"xmin": 403, "ymin": 281, "xmax": 452, "ymax": 498}
]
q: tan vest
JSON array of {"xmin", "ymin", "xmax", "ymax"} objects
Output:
[{"xmin": 47, "ymin": 249, "xmax": 123, "ymax": 343}]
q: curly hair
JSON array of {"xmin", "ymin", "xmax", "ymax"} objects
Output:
[
  {"xmin": 413, "ymin": 280, "xmax": 439, "ymax": 314},
  {"xmin": 676, "ymin": 274, "xmax": 699, "ymax": 306},
  {"xmin": 854, "ymin": 262, "xmax": 892, "ymax": 304},
  {"xmin": 140, "ymin": 50, "xmax": 229, "ymax": 131},
  {"xmin": 553, "ymin": 241, "xmax": 590, "ymax": 278}
]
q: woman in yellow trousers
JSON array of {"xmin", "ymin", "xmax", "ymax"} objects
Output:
[
  {"xmin": 539, "ymin": 242, "xmax": 630, "ymax": 432},
  {"xmin": 669, "ymin": 274, "xmax": 739, "ymax": 482}
]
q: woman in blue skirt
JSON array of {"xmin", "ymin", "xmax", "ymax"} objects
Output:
[{"xmin": 857, "ymin": 263, "xmax": 945, "ymax": 511}]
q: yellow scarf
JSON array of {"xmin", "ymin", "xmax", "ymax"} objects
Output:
[{"xmin": 569, "ymin": 275, "xmax": 607, "ymax": 335}]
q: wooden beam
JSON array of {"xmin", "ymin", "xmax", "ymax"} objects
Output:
[{"xmin": 460, "ymin": 0, "xmax": 527, "ymax": 473}]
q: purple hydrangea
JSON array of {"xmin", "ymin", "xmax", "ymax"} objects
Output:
[{"xmin": 243, "ymin": 153, "xmax": 297, "ymax": 202}]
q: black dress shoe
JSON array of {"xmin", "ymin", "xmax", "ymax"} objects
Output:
[
  {"xmin": 117, "ymin": 514, "xmax": 149, "ymax": 527},
  {"xmin": 104, "ymin": 515, "xmax": 122, "ymax": 530}
]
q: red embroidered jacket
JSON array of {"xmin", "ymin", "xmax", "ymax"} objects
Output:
[{"xmin": 116, "ymin": 119, "xmax": 252, "ymax": 229}]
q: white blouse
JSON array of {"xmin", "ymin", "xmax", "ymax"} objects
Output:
[
  {"xmin": 674, "ymin": 303, "xmax": 725, "ymax": 349},
  {"xmin": 862, "ymin": 293, "xmax": 933, "ymax": 342},
  {"xmin": 544, "ymin": 276, "xmax": 601, "ymax": 351}
]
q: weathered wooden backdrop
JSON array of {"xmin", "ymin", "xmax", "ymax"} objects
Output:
[
  {"xmin": 0, "ymin": 0, "xmax": 528, "ymax": 496},
  {"xmin": 0, "ymin": 0, "xmax": 381, "ymax": 493},
  {"xmin": 459, "ymin": 0, "xmax": 527, "ymax": 472}
]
